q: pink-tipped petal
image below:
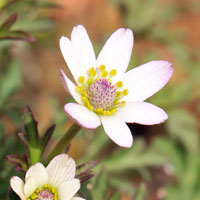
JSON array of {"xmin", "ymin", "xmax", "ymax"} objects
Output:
[
  {"xmin": 46, "ymin": 154, "xmax": 76, "ymax": 188},
  {"xmin": 64, "ymin": 103, "xmax": 101, "ymax": 129},
  {"xmin": 97, "ymin": 28, "xmax": 134, "ymax": 82},
  {"xmin": 101, "ymin": 115, "xmax": 133, "ymax": 148},
  {"xmin": 116, "ymin": 102, "xmax": 168, "ymax": 125},
  {"xmin": 59, "ymin": 25, "xmax": 96, "ymax": 84},
  {"xmin": 60, "ymin": 69, "xmax": 82, "ymax": 104},
  {"xmin": 10, "ymin": 176, "xmax": 26, "ymax": 200},
  {"xmin": 121, "ymin": 61, "xmax": 174, "ymax": 102}
]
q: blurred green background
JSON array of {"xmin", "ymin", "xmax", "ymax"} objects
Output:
[{"xmin": 0, "ymin": 0, "xmax": 200, "ymax": 199}]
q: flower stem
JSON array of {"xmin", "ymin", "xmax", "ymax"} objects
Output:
[
  {"xmin": 45, "ymin": 122, "xmax": 81, "ymax": 165},
  {"xmin": 30, "ymin": 146, "xmax": 42, "ymax": 165}
]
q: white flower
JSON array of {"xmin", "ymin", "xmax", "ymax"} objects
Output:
[
  {"xmin": 10, "ymin": 154, "xmax": 84, "ymax": 200},
  {"xmin": 60, "ymin": 25, "xmax": 174, "ymax": 148}
]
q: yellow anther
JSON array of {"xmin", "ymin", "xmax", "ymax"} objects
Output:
[
  {"xmin": 99, "ymin": 64, "xmax": 106, "ymax": 71},
  {"xmin": 96, "ymin": 108, "xmax": 103, "ymax": 113},
  {"xmin": 123, "ymin": 89, "xmax": 129, "ymax": 96},
  {"xmin": 89, "ymin": 67, "xmax": 95, "ymax": 74},
  {"xmin": 91, "ymin": 70, "xmax": 97, "ymax": 77},
  {"xmin": 121, "ymin": 101, "xmax": 126, "ymax": 107},
  {"xmin": 87, "ymin": 77, "xmax": 94, "ymax": 85},
  {"xmin": 83, "ymin": 92, "xmax": 88, "ymax": 98},
  {"xmin": 77, "ymin": 86, "xmax": 83, "ymax": 93},
  {"xmin": 114, "ymin": 99, "xmax": 119, "ymax": 105},
  {"xmin": 117, "ymin": 81, "xmax": 123, "ymax": 88},
  {"xmin": 30, "ymin": 193, "xmax": 38, "ymax": 199},
  {"xmin": 51, "ymin": 187, "xmax": 56, "ymax": 193},
  {"xmin": 110, "ymin": 69, "xmax": 117, "ymax": 77},
  {"xmin": 88, "ymin": 105, "xmax": 94, "ymax": 111},
  {"xmin": 102, "ymin": 71, "xmax": 108, "ymax": 78},
  {"xmin": 111, "ymin": 108, "xmax": 117, "ymax": 113},
  {"xmin": 35, "ymin": 188, "xmax": 42, "ymax": 193},
  {"xmin": 117, "ymin": 91, "xmax": 122, "ymax": 96},
  {"xmin": 78, "ymin": 76, "xmax": 85, "ymax": 83},
  {"xmin": 43, "ymin": 184, "xmax": 50, "ymax": 189}
]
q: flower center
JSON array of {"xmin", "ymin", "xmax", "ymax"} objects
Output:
[
  {"xmin": 77, "ymin": 65, "xmax": 129, "ymax": 115},
  {"xmin": 87, "ymin": 78, "xmax": 116, "ymax": 110},
  {"xmin": 27, "ymin": 184, "xmax": 58, "ymax": 200}
]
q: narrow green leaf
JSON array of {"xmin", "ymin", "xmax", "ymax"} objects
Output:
[
  {"xmin": 134, "ymin": 184, "xmax": 146, "ymax": 200},
  {"xmin": 91, "ymin": 169, "xmax": 109, "ymax": 200}
]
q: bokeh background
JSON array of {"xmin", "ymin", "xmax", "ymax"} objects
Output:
[{"xmin": 1, "ymin": 0, "xmax": 200, "ymax": 199}]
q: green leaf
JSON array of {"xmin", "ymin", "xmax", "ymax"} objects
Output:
[
  {"xmin": 0, "ymin": 59, "xmax": 22, "ymax": 110},
  {"xmin": 110, "ymin": 192, "xmax": 121, "ymax": 200},
  {"xmin": 101, "ymin": 139, "xmax": 167, "ymax": 172},
  {"xmin": 91, "ymin": 169, "xmax": 109, "ymax": 200},
  {"xmin": 134, "ymin": 184, "xmax": 146, "ymax": 200},
  {"xmin": 167, "ymin": 109, "xmax": 199, "ymax": 154}
]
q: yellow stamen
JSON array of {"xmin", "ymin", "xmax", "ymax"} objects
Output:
[
  {"xmin": 35, "ymin": 188, "xmax": 42, "ymax": 193},
  {"xmin": 89, "ymin": 67, "xmax": 95, "ymax": 74},
  {"xmin": 110, "ymin": 69, "xmax": 117, "ymax": 77},
  {"xmin": 30, "ymin": 193, "xmax": 38, "ymax": 199},
  {"xmin": 87, "ymin": 77, "xmax": 94, "ymax": 85},
  {"xmin": 116, "ymin": 81, "xmax": 123, "ymax": 88},
  {"xmin": 77, "ymin": 86, "xmax": 83, "ymax": 93},
  {"xmin": 99, "ymin": 64, "xmax": 106, "ymax": 71},
  {"xmin": 102, "ymin": 70, "xmax": 108, "ymax": 78},
  {"xmin": 123, "ymin": 89, "xmax": 129, "ymax": 96},
  {"xmin": 96, "ymin": 108, "xmax": 103, "ymax": 113},
  {"xmin": 116, "ymin": 91, "xmax": 122, "ymax": 96},
  {"xmin": 78, "ymin": 76, "xmax": 85, "ymax": 83},
  {"xmin": 121, "ymin": 101, "xmax": 126, "ymax": 107},
  {"xmin": 51, "ymin": 187, "xmax": 56, "ymax": 193}
]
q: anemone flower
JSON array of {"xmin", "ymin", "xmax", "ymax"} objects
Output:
[
  {"xmin": 60, "ymin": 25, "xmax": 174, "ymax": 148},
  {"xmin": 10, "ymin": 154, "xmax": 84, "ymax": 200}
]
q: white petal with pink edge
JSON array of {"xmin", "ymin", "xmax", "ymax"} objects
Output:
[
  {"xmin": 60, "ymin": 25, "xmax": 96, "ymax": 84},
  {"xmin": 57, "ymin": 179, "xmax": 80, "ymax": 200},
  {"xmin": 60, "ymin": 69, "xmax": 82, "ymax": 104},
  {"xmin": 101, "ymin": 115, "xmax": 133, "ymax": 148},
  {"xmin": 97, "ymin": 28, "xmax": 134, "ymax": 82},
  {"xmin": 10, "ymin": 176, "xmax": 26, "ymax": 200},
  {"xmin": 46, "ymin": 154, "xmax": 76, "ymax": 187},
  {"xmin": 25, "ymin": 163, "xmax": 48, "ymax": 188},
  {"xmin": 121, "ymin": 60, "xmax": 174, "ymax": 102},
  {"xmin": 64, "ymin": 103, "xmax": 101, "ymax": 129},
  {"xmin": 116, "ymin": 102, "xmax": 168, "ymax": 125}
]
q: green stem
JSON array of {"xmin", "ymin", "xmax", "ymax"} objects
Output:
[
  {"xmin": 29, "ymin": 146, "xmax": 42, "ymax": 165},
  {"xmin": 45, "ymin": 123, "xmax": 81, "ymax": 165}
]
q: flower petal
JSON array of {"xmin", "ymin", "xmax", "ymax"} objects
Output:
[
  {"xmin": 10, "ymin": 176, "xmax": 26, "ymax": 200},
  {"xmin": 46, "ymin": 154, "xmax": 76, "ymax": 187},
  {"xmin": 57, "ymin": 179, "xmax": 80, "ymax": 200},
  {"xmin": 64, "ymin": 103, "xmax": 101, "ymax": 129},
  {"xmin": 25, "ymin": 163, "xmax": 48, "ymax": 188},
  {"xmin": 60, "ymin": 25, "xmax": 96, "ymax": 84},
  {"xmin": 97, "ymin": 28, "xmax": 133, "ymax": 82},
  {"xmin": 24, "ymin": 176, "xmax": 37, "ymax": 198},
  {"xmin": 116, "ymin": 102, "xmax": 168, "ymax": 125},
  {"xmin": 60, "ymin": 69, "xmax": 82, "ymax": 104},
  {"xmin": 121, "ymin": 61, "xmax": 174, "ymax": 102},
  {"xmin": 101, "ymin": 115, "xmax": 133, "ymax": 148}
]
